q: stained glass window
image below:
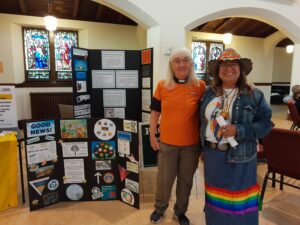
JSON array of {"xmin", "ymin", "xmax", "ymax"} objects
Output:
[
  {"xmin": 54, "ymin": 31, "xmax": 78, "ymax": 80},
  {"xmin": 192, "ymin": 42, "xmax": 207, "ymax": 74},
  {"xmin": 192, "ymin": 41, "xmax": 224, "ymax": 80},
  {"xmin": 23, "ymin": 28, "xmax": 50, "ymax": 80},
  {"xmin": 209, "ymin": 43, "xmax": 224, "ymax": 60}
]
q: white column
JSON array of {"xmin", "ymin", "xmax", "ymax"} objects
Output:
[
  {"xmin": 290, "ymin": 43, "xmax": 300, "ymax": 89},
  {"xmin": 147, "ymin": 24, "xmax": 186, "ymax": 86}
]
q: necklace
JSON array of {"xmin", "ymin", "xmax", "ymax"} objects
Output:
[{"xmin": 221, "ymin": 88, "xmax": 237, "ymax": 119}]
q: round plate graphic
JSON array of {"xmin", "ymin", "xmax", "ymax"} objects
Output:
[
  {"xmin": 103, "ymin": 172, "xmax": 114, "ymax": 184},
  {"xmin": 94, "ymin": 119, "xmax": 116, "ymax": 140},
  {"xmin": 47, "ymin": 179, "xmax": 59, "ymax": 191},
  {"xmin": 121, "ymin": 188, "xmax": 134, "ymax": 206},
  {"xmin": 66, "ymin": 184, "xmax": 84, "ymax": 201}
]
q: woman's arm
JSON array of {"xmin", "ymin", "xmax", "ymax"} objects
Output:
[{"xmin": 150, "ymin": 110, "xmax": 161, "ymax": 151}]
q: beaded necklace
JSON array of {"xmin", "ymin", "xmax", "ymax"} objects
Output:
[{"xmin": 221, "ymin": 88, "xmax": 238, "ymax": 120}]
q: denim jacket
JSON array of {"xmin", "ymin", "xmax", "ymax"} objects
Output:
[{"xmin": 200, "ymin": 86, "xmax": 272, "ymax": 163}]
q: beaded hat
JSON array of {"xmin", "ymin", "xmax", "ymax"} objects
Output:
[{"xmin": 208, "ymin": 48, "xmax": 253, "ymax": 76}]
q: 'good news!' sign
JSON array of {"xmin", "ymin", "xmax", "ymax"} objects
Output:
[{"xmin": 26, "ymin": 120, "xmax": 55, "ymax": 138}]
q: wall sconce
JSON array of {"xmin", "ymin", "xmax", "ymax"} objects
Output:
[
  {"xmin": 44, "ymin": 0, "xmax": 57, "ymax": 31},
  {"xmin": 286, "ymin": 45, "xmax": 294, "ymax": 54},
  {"xmin": 223, "ymin": 33, "xmax": 232, "ymax": 45}
]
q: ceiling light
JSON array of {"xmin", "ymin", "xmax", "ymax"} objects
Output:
[
  {"xmin": 44, "ymin": 0, "xmax": 57, "ymax": 31},
  {"xmin": 286, "ymin": 45, "xmax": 294, "ymax": 54},
  {"xmin": 223, "ymin": 33, "xmax": 232, "ymax": 45},
  {"xmin": 44, "ymin": 15, "xmax": 57, "ymax": 31}
]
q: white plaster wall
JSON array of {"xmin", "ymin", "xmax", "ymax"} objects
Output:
[{"xmin": 272, "ymin": 47, "xmax": 293, "ymax": 82}]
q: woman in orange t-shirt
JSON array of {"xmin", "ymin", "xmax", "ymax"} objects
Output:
[{"xmin": 149, "ymin": 48, "xmax": 206, "ymax": 225}]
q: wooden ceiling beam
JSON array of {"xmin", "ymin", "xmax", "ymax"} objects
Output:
[
  {"xmin": 239, "ymin": 22, "xmax": 262, "ymax": 36},
  {"xmin": 255, "ymin": 25, "xmax": 277, "ymax": 37},
  {"xmin": 96, "ymin": 5, "xmax": 104, "ymax": 20},
  {"xmin": 214, "ymin": 18, "xmax": 232, "ymax": 32},
  {"xmin": 229, "ymin": 19, "xmax": 250, "ymax": 34},
  {"xmin": 18, "ymin": 0, "xmax": 27, "ymax": 14},
  {"xmin": 72, "ymin": 0, "xmax": 79, "ymax": 18},
  {"xmin": 117, "ymin": 14, "xmax": 123, "ymax": 23}
]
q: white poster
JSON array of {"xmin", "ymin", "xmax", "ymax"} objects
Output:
[
  {"xmin": 26, "ymin": 141, "xmax": 57, "ymax": 165},
  {"xmin": 64, "ymin": 159, "xmax": 85, "ymax": 184},
  {"xmin": 118, "ymin": 139, "xmax": 130, "ymax": 156},
  {"xmin": 142, "ymin": 112, "xmax": 150, "ymax": 122},
  {"xmin": 104, "ymin": 108, "xmax": 125, "ymax": 119},
  {"xmin": 142, "ymin": 77, "xmax": 151, "ymax": 88},
  {"xmin": 92, "ymin": 70, "xmax": 115, "ymax": 88},
  {"xmin": 0, "ymin": 86, "xmax": 18, "ymax": 128},
  {"xmin": 73, "ymin": 48, "xmax": 88, "ymax": 57},
  {"xmin": 142, "ymin": 89, "xmax": 151, "ymax": 112},
  {"xmin": 116, "ymin": 70, "xmax": 139, "ymax": 88},
  {"xmin": 103, "ymin": 89, "xmax": 126, "ymax": 107},
  {"xmin": 62, "ymin": 142, "xmax": 88, "ymax": 157},
  {"xmin": 101, "ymin": 51, "xmax": 125, "ymax": 69}
]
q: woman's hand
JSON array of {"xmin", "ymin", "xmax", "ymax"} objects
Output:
[
  {"xmin": 221, "ymin": 124, "xmax": 237, "ymax": 138},
  {"xmin": 150, "ymin": 135, "xmax": 160, "ymax": 151}
]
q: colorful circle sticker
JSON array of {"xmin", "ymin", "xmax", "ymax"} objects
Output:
[
  {"xmin": 121, "ymin": 188, "xmax": 134, "ymax": 206},
  {"xmin": 93, "ymin": 142, "xmax": 115, "ymax": 159},
  {"xmin": 47, "ymin": 179, "xmax": 59, "ymax": 191},
  {"xmin": 94, "ymin": 119, "xmax": 116, "ymax": 140},
  {"xmin": 66, "ymin": 184, "xmax": 84, "ymax": 201},
  {"xmin": 103, "ymin": 172, "xmax": 114, "ymax": 184}
]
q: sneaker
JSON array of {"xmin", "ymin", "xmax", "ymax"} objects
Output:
[
  {"xmin": 174, "ymin": 214, "xmax": 190, "ymax": 225},
  {"xmin": 150, "ymin": 210, "xmax": 164, "ymax": 224}
]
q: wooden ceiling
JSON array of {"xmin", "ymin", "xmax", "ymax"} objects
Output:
[
  {"xmin": 192, "ymin": 17, "xmax": 293, "ymax": 47},
  {"xmin": 0, "ymin": 2, "xmax": 293, "ymax": 47},
  {"xmin": 0, "ymin": 0, "xmax": 137, "ymax": 26}
]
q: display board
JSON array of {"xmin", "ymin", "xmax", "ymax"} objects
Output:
[
  {"xmin": 72, "ymin": 48, "xmax": 91, "ymax": 118},
  {"xmin": 72, "ymin": 48, "xmax": 153, "ymax": 122},
  {"xmin": 139, "ymin": 123, "xmax": 159, "ymax": 168},
  {"xmin": 24, "ymin": 118, "xmax": 139, "ymax": 211}
]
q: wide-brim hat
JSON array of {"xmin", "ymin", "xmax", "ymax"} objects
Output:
[{"xmin": 208, "ymin": 48, "xmax": 253, "ymax": 76}]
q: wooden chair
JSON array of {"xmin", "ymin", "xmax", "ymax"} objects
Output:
[
  {"xmin": 287, "ymin": 101, "xmax": 300, "ymax": 130},
  {"xmin": 261, "ymin": 128, "xmax": 300, "ymax": 202}
]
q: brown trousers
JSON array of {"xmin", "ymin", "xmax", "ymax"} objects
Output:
[{"xmin": 154, "ymin": 142, "xmax": 200, "ymax": 215}]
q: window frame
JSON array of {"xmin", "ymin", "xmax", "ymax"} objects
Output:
[{"xmin": 21, "ymin": 27, "xmax": 78, "ymax": 87}]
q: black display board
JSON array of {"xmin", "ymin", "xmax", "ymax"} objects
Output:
[
  {"xmin": 72, "ymin": 48, "xmax": 153, "ymax": 122},
  {"xmin": 72, "ymin": 48, "xmax": 91, "ymax": 118},
  {"xmin": 139, "ymin": 123, "xmax": 159, "ymax": 168},
  {"xmin": 24, "ymin": 118, "xmax": 140, "ymax": 211}
]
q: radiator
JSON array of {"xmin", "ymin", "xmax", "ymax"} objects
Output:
[{"xmin": 30, "ymin": 92, "xmax": 73, "ymax": 119}]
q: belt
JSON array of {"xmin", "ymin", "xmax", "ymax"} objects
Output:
[{"xmin": 204, "ymin": 140, "xmax": 230, "ymax": 151}]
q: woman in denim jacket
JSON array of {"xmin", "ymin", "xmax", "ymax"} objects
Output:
[{"xmin": 200, "ymin": 48, "xmax": 272, "ymax": 225}]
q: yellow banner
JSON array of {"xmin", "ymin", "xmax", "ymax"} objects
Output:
[{"xmin": 0, "ymin": 133, "xmax": 18, "ymax": 212}]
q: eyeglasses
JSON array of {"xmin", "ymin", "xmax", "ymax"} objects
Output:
[
  {"xmin": 172, "ymin": 58, "xmax": 191, "ymax": 65},
  {"xmin": 219, "ymin": 62, "xmax": 239, "ymax": 69}
]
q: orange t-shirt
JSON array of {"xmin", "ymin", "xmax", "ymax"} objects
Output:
[{"xmin": 153, "ymin": 79, "xmax": 206, "ymax": 146}]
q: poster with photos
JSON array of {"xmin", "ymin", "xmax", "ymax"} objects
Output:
[
  {"xmin": 24, "ymin": 119, "xmax": 61, "ymax": 211},
  {"xmin": 24, "ymin": 117, "xmax": 140, "ymax": 210}
]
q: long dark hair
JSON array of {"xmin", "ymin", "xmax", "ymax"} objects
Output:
[{"xmin": 211, "ymin": 61, "xmax": 253, "ymax": 96}]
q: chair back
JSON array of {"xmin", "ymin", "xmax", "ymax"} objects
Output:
[
  {"xmin": 263, "ymin": 127, "xmax": 300, "ymax": 180},
  {"xmin": 287, "ymin": 101, "xmax": 300, "ymax": 126}
]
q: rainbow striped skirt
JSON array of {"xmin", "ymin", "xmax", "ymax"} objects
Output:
[{"xmin": 203, "ymin": 145, "xmax": 260, "ymax": 225}]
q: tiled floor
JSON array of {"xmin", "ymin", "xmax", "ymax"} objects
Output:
[{"xmin": 0, "ymin": 104, "xmax": 299, "ymax": 225}]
